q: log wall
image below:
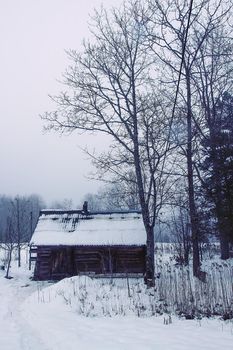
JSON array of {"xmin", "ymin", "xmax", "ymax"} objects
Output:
[{"xmin": 34, "ymin": 245, "xmax": 146, "ymax": 280}]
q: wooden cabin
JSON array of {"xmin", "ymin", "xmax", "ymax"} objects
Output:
[{"xmin": 30, "ymin": 209, "xmax": 146, "ymax": 280}]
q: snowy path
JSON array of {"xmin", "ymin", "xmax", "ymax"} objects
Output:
[{"xmin": 0, "ymin": 269, "xmax": 49, "ymax": 350}]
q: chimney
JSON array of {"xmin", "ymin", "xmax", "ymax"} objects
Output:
[{"xmin": 83, "ymin": 201, "xmax": 88, "ymax": 215}]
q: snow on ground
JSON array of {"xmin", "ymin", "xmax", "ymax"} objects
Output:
[
  {"xmin": 22, "ymin": 276, "xmax": 233, "ymax": 350},
  {"xmin": 0, "ymin": 263, "xmax": 51, "ymax": 350},
  {"xmin": 0, "ymin": 247, "xmax": 232, "ymax": 350},
  {"xmin": 22, "ymin": 304, "xmax": 233, "ymax": 350}
]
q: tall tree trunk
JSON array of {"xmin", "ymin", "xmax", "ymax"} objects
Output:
[
  {"xmin": 134, "ymin": 145, "xmax": 155, "ymax": 287},
  {"xmin": 145, "ymin": 224, "xmax": 155, "ymax": 287},
  {"xmin": 132, "ymin": 73, "xmax": 155, "ymax": 287},
  {"xmin": 186, "ymin": 68, "xmax": 201, "ymax": 278},
  {"xmin": 5, "ymin": 247, "xmax": 13, "ymax": 279},
  {"xmin": 209, "ymin": 133, "xmax": 230, "ymax": 260},
  {"xmin": 216, "ymin": 203, "xmax": 230, "ymax": 259},
  {"xmin": 219, "ymin": 229, "xmax": 230, "ymax": 260},
  {"xmin": 214, "ymin": 185, "xmax": 230, "ymax": 260},
  {"xmin": 17, "ymin": 244, "xmax": 21, "ymax": 268},
  {"xmin": 135, "ymin": 170, "xmax": 155, "ymax": 286},
  {"xmin": 16, "ymin": 198, "xmax": 21, "ymax": 267}
]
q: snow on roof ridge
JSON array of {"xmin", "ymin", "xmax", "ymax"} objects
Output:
[
  {"xmin": 40, "ymin": 209, "xmax": 142, "ymax": 216},
  {"xmin": 40, "ymin": 209, "xmax": 83, "ymax": 215}
]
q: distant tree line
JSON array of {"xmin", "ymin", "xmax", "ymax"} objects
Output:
[
  {"xmin": 0, "ymin": 194, "xmax": 44, "ymax": 276},
  {"xmin": 83, "ymin": 180, "xmax": 140, "ymax": 212}
]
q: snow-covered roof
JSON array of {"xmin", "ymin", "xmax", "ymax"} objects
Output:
[{"xmin": 30, "ymin": 211, "xmax": 146, "ymax": 246}]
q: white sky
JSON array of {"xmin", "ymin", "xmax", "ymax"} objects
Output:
[{"xmin": 0, "ymin": 0, "xmax": 122, "ymax": 206}]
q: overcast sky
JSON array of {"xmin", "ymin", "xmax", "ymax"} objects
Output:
[{"xmin": 0, "ymin": 0, "xmax": 122, "ymax": 206}]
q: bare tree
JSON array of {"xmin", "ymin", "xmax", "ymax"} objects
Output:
[
  {"xmin": 11, "ymin": 196, "xmax": 32, "ymax": 267},
  {"xmin": 145, "ymin": 0, "xmax": 232, "ymax": 278},
  {"xmin": 0, "ymin": 218, "xmax": 17, "ymax": 279},
  {"xmin": 191, "ymin": 25, "xmax": 233, "ymax": 259},
  {"xmin": 50, "ymin": 198, "xmax": 73, "ymax": 210},
  {"xmin": 43, "ymin": 2, "xmax": 175, "ymax": 286},
  {"xmin": 83, "ymin": 177, "xmax": 140, "ymax": 211},
  {"xmin": 0, "ymin": 194, "xmax": 44, "ymax": 269},
  {"xmin": 100, "ymin": 178, "xmax": 140, "ymax": 211},
  {"xmin": 169, "ymin": 192, "xmax": 192, "ymax": 265}
]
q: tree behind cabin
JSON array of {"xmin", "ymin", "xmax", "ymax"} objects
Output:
[{"xmin": 201, "ymin": 92, "xmax": 233, "ymax": 258}]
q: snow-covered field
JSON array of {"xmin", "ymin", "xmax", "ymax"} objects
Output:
[{"xmin": 0, "ymin": 246, "xmax": 232, "ymax": 350}]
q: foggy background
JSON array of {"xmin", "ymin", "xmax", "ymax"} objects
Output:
[{"xmin": 0, "ymin": 0, "xmax": 121, "ymax": 206}]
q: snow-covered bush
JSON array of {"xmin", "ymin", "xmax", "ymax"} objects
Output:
[{"xmin": 33, "ymin": 244, "xmax": 233, "ymax": 319}]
